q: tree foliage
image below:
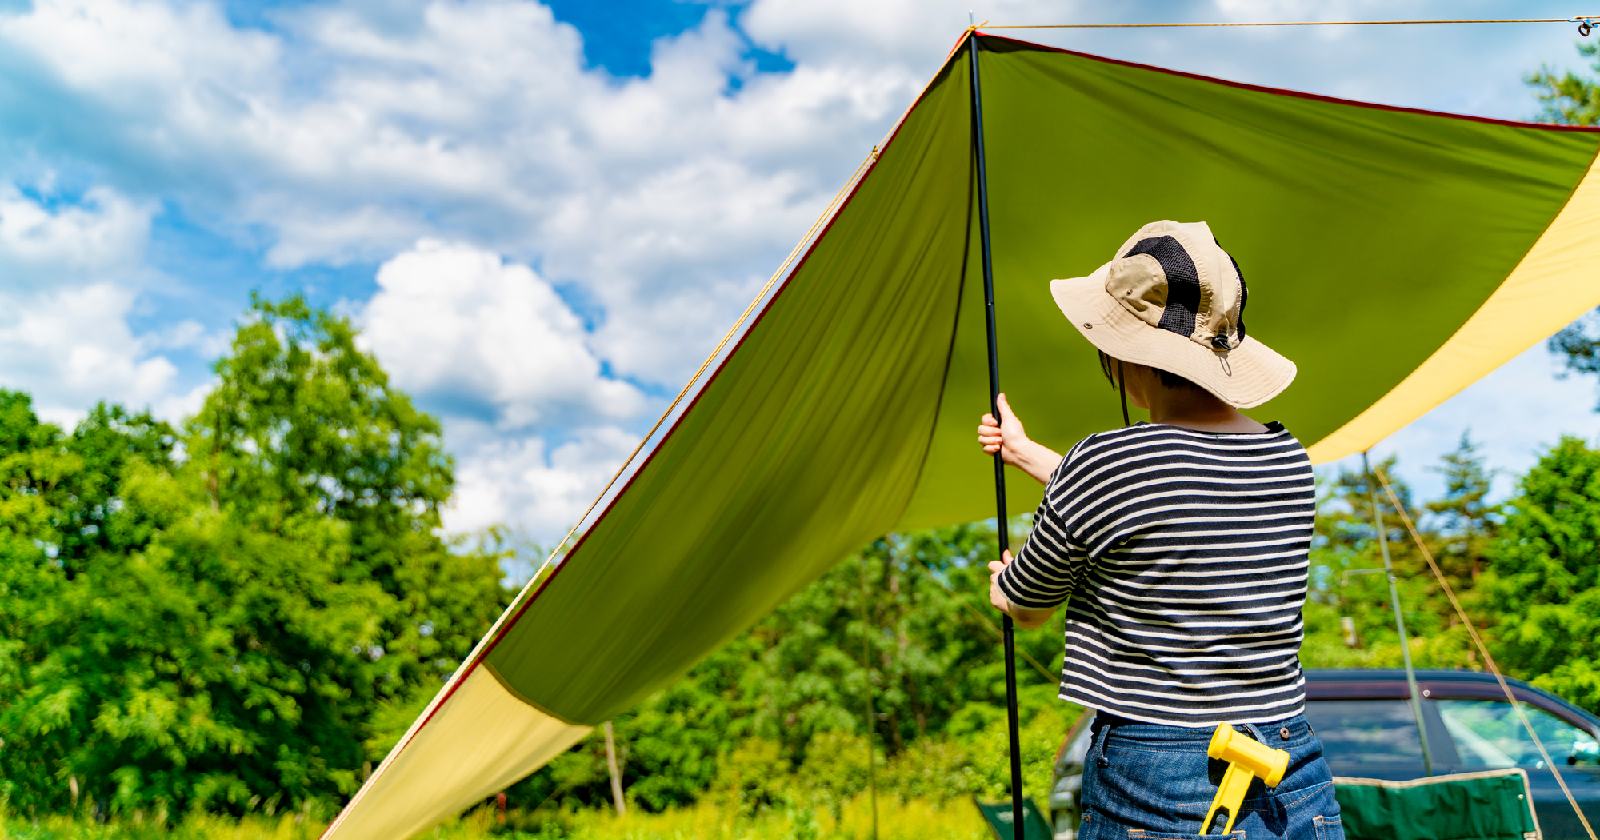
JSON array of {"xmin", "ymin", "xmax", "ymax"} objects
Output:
[
  {"xmin": 2, "ymin": 292, "xmax": 1597, "ymax": 830},
  {"xmin": 1528, "ymin": 41, "xmax": 1600, "ymax": 126},
  {"xmin": 0, "ymin": 297, "xmax": 508, "ymax": 819},
  {"xmin": 1483, "ymin": 436, "xmax": 1600, "ymax": 712}
]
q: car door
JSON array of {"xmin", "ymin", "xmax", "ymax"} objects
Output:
[
  {"xmin": 1430, "ymin": 695, "xmax": 1600, "ymax": 838},
  {"xmin": 1048, "ymin": 716, "xmax": 1094, "ymax": 839},
  {"xmin": 1304, "ymin": 697, "xmax": 1438, "ymax": 780}
]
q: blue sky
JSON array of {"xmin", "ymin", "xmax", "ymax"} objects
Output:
[{"xmin": 0, "ymin": 0, "xmax": 1595, "ymax": 545}]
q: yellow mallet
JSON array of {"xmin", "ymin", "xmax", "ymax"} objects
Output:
[{"xmin": 1201, "ymin": 723, "xmax": 1290, "ymax": 834}]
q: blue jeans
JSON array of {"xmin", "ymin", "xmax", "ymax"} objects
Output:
[{"xmin": 1077, "ymin": 712, "xmax": 1345, "ymax": 840}]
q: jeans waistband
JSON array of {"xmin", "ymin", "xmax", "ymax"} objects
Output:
[{"xmin": 1091, "ymin": 712, "xmax": 1315, "ymax": 745}]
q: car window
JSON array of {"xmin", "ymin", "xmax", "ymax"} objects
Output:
[
  {"xmin": 1436, "ymin": 699, "xmax": 1600, "ymax": 770},
  {"xmin": 1306, "ymin": 699, "xmax": 1427, "ymax": 778}
]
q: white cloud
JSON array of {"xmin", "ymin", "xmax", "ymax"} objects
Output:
[
  {"xmin": 0, "ymin": 283, "xmax": 183, "ymax": 425},
  {"xmin": 0, "ymin": 185, "xmax": 153, "ymax": 284},
  {"xmin": 0, "ymin": 0, "xmax": 924, "ymax": 389},
  {"xmin": 0, "ymin": 183, "xmax": 199, "ymax": 427},
  {"xmin": 360, "ymin": 240, "xmax": 645, "ymax": 429},
  {"xmin": 442, "ymin": 419, "xmax": 638, "ymax": 540},
  {"xmin": 0, "ymin": 0, "xmax": 280, "ymax": 94},
  {"xmin": 1, "ymin": 0, "xmax": 1593, "ymax": 541},
  {"xmin": 151, "ymin": 381, "xmax": 214, "ymax": 427}
]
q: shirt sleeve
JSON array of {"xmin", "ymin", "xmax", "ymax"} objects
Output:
[{"xmin": 996, "ymin": 438, "xmax": 1094, "ymax": 610}]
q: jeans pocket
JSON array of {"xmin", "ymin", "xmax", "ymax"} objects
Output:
[
  {"xmin": 1313, "ymin": 814, "xmax": 1344, "ymax": 840},
  {"xmin": 1124, "ymin": 829, "xmax": 1244, "ymax": 840}
]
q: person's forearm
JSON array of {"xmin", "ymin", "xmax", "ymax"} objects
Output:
[
  {"xmin": 991, "ymin": 563, "xmax": 1058, "ymax": 629},
  {"xmin": 1013, "ymin": 440, "xmax": 1063, "ymax": 484},
  {"xmin": 1005, "ymin": 598, "xmax": 1055, "ymax": 630}
]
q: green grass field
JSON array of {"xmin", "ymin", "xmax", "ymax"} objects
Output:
[{"xmin": 0, "ymin": 796, "xmax": 999, "ymax": 839}]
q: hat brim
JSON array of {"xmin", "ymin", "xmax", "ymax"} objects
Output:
[{"xmin": 1050, "ymin": 265, "xmax": 1296, "ymax": 409}]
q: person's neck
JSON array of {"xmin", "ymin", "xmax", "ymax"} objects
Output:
[{"xmin": 1145, "ymin": 391, "xmax": 1266, "ymax": 432}]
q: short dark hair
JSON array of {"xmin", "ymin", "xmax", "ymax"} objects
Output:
[
  {"xmin": 1153, "ymin": 367, "xmax": 1205, "ymax": 391},
  {"xmin": 1097, "ymin": 350, "xmax": 1204, "ymax": 392}
]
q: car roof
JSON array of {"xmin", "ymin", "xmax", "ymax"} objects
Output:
[
  {"xmin": 1309, "ymin": 668, "xmax": 1537, "ymax": 686},
  {"xmin": 1304, "ymin": 668, "xmax": 1600, "ymax": 729}
]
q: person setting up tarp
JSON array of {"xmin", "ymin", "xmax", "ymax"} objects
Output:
[{"xmin": 977, "ymin": 220, "xmax": 1343, "ymax": 838}]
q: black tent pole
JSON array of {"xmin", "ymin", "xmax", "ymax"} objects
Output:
[{"xmin": 967, "ymin": 29, "xmax": 1026, "ymax": 840}]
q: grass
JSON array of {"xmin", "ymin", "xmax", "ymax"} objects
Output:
[{"xmin": 0, "ymin": 796, "xmax": 998, "ymax": 839}]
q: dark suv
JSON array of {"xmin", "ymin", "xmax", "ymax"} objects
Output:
[{"xmin": 1048, "ymin": 670, "xmax": 1600, "ymax": 839}]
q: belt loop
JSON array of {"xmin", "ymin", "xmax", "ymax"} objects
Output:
[
  {"xmin": 1238, "ymin": 722, "xmax": 1268, "ymax": 743},
  {"xmin": 1093, "ymin": 716, "xmax": 1112, "ymax": 767}
]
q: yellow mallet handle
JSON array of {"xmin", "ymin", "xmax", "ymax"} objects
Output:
[{"xmin": 1202, "ymin": 764, "xmax": 1253, "ymax": 834}]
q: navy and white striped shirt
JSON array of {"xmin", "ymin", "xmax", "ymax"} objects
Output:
[{"xmin": 995, "ymin": 420, "xmax": 1315, "ymax": 726}]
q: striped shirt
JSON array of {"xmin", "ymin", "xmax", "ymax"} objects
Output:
[{"xmin": 995, "ymin": 420, "xmax": 1315, "ymax": 726}]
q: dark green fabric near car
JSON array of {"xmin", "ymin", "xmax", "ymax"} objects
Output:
[
  {"xmin": 974, "ymin": 798, "xmax": 1053, "ymax": 839},
  {"xmin": 1334, "ymin": 771, "xmax": 1540, "ymax": 840},
  {"xmin": 485, "ymin": 35, "xmax": 1600, "ymax": 724}
]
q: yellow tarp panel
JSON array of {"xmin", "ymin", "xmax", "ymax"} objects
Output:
[
  {"xmin": 1307, "ymin": 151, "xmax": 1600, "ymax": 461},
  {"xmin": 322, "ymin": 668, "xmax": 588, "ymax": 840}
]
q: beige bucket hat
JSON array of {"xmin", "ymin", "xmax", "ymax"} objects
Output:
[{"xmin": 1051, "ymin": 220, "xmax": 1295, "ymax": 409}]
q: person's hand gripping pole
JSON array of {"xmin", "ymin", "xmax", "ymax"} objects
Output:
[{"xmin": 977, "ymin": 393, "xmax": 1062, "ymax": 485}]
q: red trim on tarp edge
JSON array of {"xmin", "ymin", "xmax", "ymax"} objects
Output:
[
  {"xmin": 976, "ymin": 30, "xmax": 1600, "ymax": 135},
  {"xmin": 318, "ymin": 32, "xmax": 979, "ymax": 837}
]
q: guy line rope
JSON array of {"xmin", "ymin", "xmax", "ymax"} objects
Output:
[{"xmin": 985, "ymin": 16, "xmax": 1599, "ymax": 35}]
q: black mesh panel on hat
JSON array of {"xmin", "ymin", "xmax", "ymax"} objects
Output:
[
  {"xmin": 1231, "ymin": 253, "xmax": 1248, "ymax": 342},
  {"xmin": 1215, "ymin": 233, "xmax": 1248, "ymax": 344},
  {"xmin": 1122, "ymin": 235, "xmax": 1199, "ymax": 336}
]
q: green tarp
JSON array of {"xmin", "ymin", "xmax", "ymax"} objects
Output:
[
  {"xmin": 326, "ymin": 32, "xmax": 1600, "ymax": 840},
  {"xmin": 975, "ymin": 796, "xmax": 1054, "ymax": 839},
  {"xmin": 484, "ymin": 33, "xmax": 1600, "ymax": 725}
]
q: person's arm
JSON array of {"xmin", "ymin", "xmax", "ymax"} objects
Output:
[
  {"xmin": 977, "ymin": 392, "xmax": 1061, "ymax": 484},
  {"xmin": 989, "ymin": 550, "xmax": 1057, "ymax": 629},
  {"xmin": 986, "ymin": 450, "xmax": 1094, "ymax": 626}
]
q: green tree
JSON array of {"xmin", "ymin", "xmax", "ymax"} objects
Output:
[
  {"xmin": 1528, "ymin": 41, "xmax": 1600, "ymax": 126},
  {"xmin": 1300, "ymin": 456, "xmax": 1472, "ymax": 671},
  {"xmin": 1483, "ymin": 436, "xmax": 1600, "ymax": 714},
  {"xmin": 0, "ymin": 393, "xmax": 82, "ymax": 814},
  {"xmin": 0, "ymin": 296, "xmax": 511, "ymax": 818},
  {"xmin": 187, "ymin": 295, "xmax": 500, "ymax": 701},
  {"xmin": 1424, "ymin": 432, "xmax": 1499, "ymax": 587}
]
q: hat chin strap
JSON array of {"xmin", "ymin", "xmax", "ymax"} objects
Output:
[{"xmin": 1116, "ymin": 359, "xmax": 1131, "ymax": 428}]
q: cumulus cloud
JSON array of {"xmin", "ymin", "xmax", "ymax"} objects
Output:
[
  {"xmin": 0, "ymin": 184, "xmax": 197, "ymax": 427},
  {"xmin": 0, "ymin": 0, "xmax": 1590, "ymax": 542},
  {"xmin": 441, "ymin": 419, "xmax": 639, "ymax": 539},
  {"xmin": 360, "ymin": 239, "xmax": 645, "ymax": 429},
  {"xmin": 0, "ymin": 283, "xmax": 181, "ymax": 426},
  {"xmin": 0, "ymin": 185, "xmax": 153, "ymax": 284},
  {"xmin": 0, "ymin": 0, "xmax": 918, "ymax": 390}
]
